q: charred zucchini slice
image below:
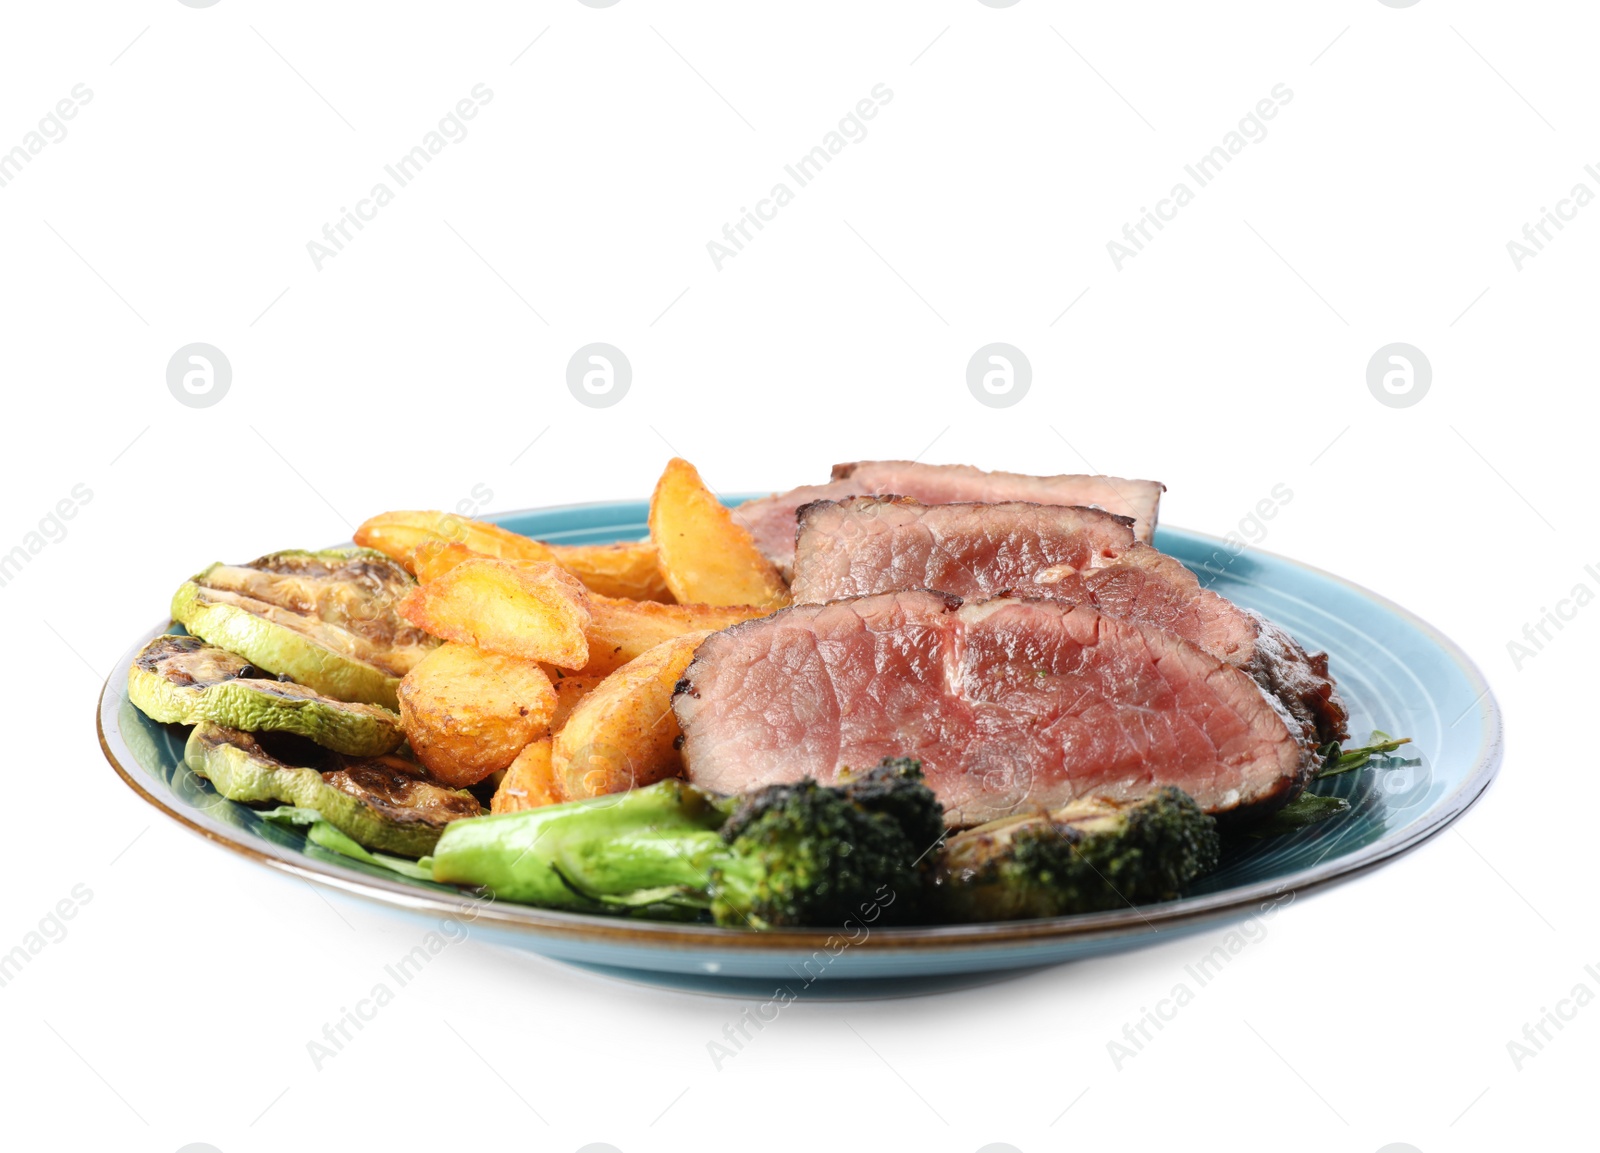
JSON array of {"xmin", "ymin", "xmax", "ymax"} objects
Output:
[
  {"xmin": 128, "ymin": 634, "xmax": 403, "ymax": 756},
  {"xmin": 171, "ymin": 548, "xmax": 436, "ymax": 709},
  {"xmin": 184, "ymin": 723, "xmax": 482, "ymax": 856}
]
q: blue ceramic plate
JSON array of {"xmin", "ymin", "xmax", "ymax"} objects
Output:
[{"xmin": 99, "ymin": 499, "xmax": 1501, "ymax": 997}]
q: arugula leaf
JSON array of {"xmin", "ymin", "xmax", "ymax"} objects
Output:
[
  {"xmin": 259, "ymin": 806, "xmax": 434, "ymax": 882},
  {"xmin": 1315, "ymin": 730, "xmax": 1413, "ymax": 779},
  {"xmin": 1247, "ymin": 792, "xmax": 1351, "ymax": 838},
  {"xmin": 1244, "ymin": 731, "xmax": 1416, "ymax": 839}
]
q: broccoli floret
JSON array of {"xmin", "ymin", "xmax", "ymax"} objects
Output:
[
  {"xmin": 710, "ymin": 759, "xmax": 943, "ymax": 927},
  {"xmin": 835, "ymin": 756, "xmax": 948, "ymax": 852},
  {"xmin": 432, "ymin": 759, "xmax": 943, "ymax": 929},
  {"xmin": 934, "ymin": 786, "xmax": 1220, "ymax": 922}
]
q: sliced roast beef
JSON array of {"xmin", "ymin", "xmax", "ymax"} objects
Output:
[
  {"xmin": 735, "ymin": 461, "xmax": 1164, "ymax": 573},
  {"xmin": 792, "ymin": 496, "xmax": 1138, "ymax": 602},
  {"xmin": 791, "ymin": 497, "xmax": 1348, "ymax": 745},
  {"xmin": 674, "ymin": 590, "xmax": 1313, "ymax": 827}
]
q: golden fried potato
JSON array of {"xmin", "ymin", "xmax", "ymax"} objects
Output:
[
  {"xmin": 411, "ymin": 538, "xmax": 669, "ymax": 603},
  {"xmin": 490, "ymin": 737, "xmax": 562, "ymax": 813},
  {"xmin": 398, "ymin": 558, "xmax": 592, "ymax": 668},
  {"xmin": 410, "ymin": 539, "xmax": 483, "ymax": 584},
  {"xmin": 353, "ymin": 522, "xmax": 450, "ymax": 575},
  {"xmin": 581, "ymin": 595, "xmax": 766, "ymax": 676},
  {"xmin": 552, "ymin": 631, "xmax": 709, "ymax": 800},
  {"xmin": 397, "ymin": 643, "xmax": 557, "ymax": 787},
  {"xmin": 359, "ymin": 510, "xmax": 671, "ymax": 600},
  {"xmin": 546, "ymin": 671, "xmax": 609, "ymax": 730},
  {"xmin": 649, "ymin": 458, "xmax": 789, "ymax": 610},
  {"xmin": 550, "ymin": 542, "xmax": 671, "ymax": 602},
  {"xmin": 356, "ymin": 511, "xmax": 551, "ymax": 573}
]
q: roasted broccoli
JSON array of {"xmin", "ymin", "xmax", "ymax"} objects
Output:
[
  {"xmin": 934, "ymin": 787, "xmax": 1220, "ymax": 921},
  {"xmin": 431, "ymin": 758, "xmax": 943, "ymax": 929}
]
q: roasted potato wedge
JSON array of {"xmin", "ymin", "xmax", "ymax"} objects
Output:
[
  {"xmin": 397, "ymin": 643, "xmax": 557, "ymax": 787},
  {"xmin": 490, "ymin": 737, "xmax": 562, "ymax": 813},
  {"xmin": 546, "ymin": 671, "xmax": 609, "ymax": 730},
  {"xmin": 552, "ymin": 631, "xmax": 710, "ymax": 800},
  {"xmin": 410, "ymin": 539, "xmax": 482, "ymax": 584},
  {"xmin": 398, "ymin": 558, "xmax": 592, "ymax": 669},
  {"xmin": 649, "ymin": 458, "xmax": 789, "ymax": 610},
  {"xmin": 350, "ymin": 521, "xmax": 454, "ymax": 576},
  {"xmin": 549, "ymin": 541, "xmax": 671, "ymax": 602},
  {"xmin": 408, "ymin": 554, "xmax": 746, "ymax": 675},
  {"xmin": 356, "ymin": 511, "xmax": 552, "ymax": 571},
  {"xmin": 360, "ymin": 510, "xmax": 671, "ymax": 600},
  {"xmin": 582, "ymin": 595, "xmax": 766, "ymax": 676}
]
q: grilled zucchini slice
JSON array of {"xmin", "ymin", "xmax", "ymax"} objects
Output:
[
  {"xmin": 184, "ymin": 722, "xmax": 482, "ymax": 857},
  {"xmin": 128, "ymin": 634, "xmax": 402, "ymax": 756},
  {"xmin": 171, "ymin": 548, "xmax": 436, "ymax": 709}
]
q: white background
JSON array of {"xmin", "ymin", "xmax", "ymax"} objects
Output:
[{"xmin": 0, "ymin": 2, "xmax": 1592, "ymax": 1150}]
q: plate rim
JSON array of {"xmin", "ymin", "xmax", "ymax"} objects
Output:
[{"xmin": 97, "ymin": 503, "xmax": 1503, "ymax": 956}]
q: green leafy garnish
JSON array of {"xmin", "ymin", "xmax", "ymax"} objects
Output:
[
  {"xmin": 1247, "ymin": 792, "xmax": 1352, "ymax": 838},
  {"xmin": 1248, "ymin": 730, "xmax": 1418, "ymax": 839},
  {"xmin": 260, "ymin": 806, "xmax": 434, "ymax": 881},
  {"xmin": 1315, "ymin": 730, "xmax": 1413, "ymax": 779}
]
